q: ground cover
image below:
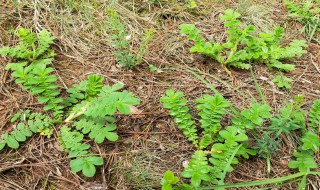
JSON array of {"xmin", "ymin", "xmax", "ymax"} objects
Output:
[{"xmin": 0, "ymin": 0, "xmax": 319, "ymax": 189}]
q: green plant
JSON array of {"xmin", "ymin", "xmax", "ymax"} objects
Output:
[
  {"xmin": 136, "ymin": 29, "xmax": 155, "ymax": 65},
  {"xmin": 180, "ymin": 9, "xmax": 307, "ymax": 74},
  {"xmin": 308, "ymin": 99, "xmax": 320, "ymax": 129},
  {"xmin": 160, "ymin": 170, "xmax": 180, "ymax": 190},
  {"xmin": 0, "ymin": 28, "xmax": 140, "ymax": 177},
  {"xmin": 160, "ymin": 90, "xmax": 198, "ymax": 145},
  {"xmin": 0, "ymin": 28, "xmax": 63, "ymax": 120},
  {"xmin": 285, "ymin": 0, "xmax": 320, "ymax": 42},
  {"xmin": 160, "ymin": 87, "xmax": 319, "ymax": 189},
  {"xmin": 107, "ymin": 9, "xmax": 135, "ymax": 69},
  {"xmin": 106, "ymin": 9, "xmax": 155, "ymax": 69},
  {"xmin": 272, "ymin": 74, "xmax": 293, "ymax": 89},
  {"xmin": 288, "ymin": 98, "xmax": 320, "ymax": 174},
  {"xmin": 160, "ymin": 90, "xmax": 256, "ymax": 188}
]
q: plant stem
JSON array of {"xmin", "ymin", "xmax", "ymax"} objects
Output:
[
  {"xmin": 250, "ymin": 66, "xmax": 266, "ymax": 105},
  {"xmin": 198, "ymin": 172, "xmax": 315, "ymax": 189}
]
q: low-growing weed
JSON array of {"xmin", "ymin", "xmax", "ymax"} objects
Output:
[
  {"xmin": 160, "ymin": 90, "xmax": 257, "ymax": 188},
  {"xmin": 160, "ymin": 88, "xmax": 319, "ymax": 189},
  {"xmin": 106, "ymin": 9, "xmax": 155, "ymax": 69},
  {"xmin": 272, "ymin": 73, "xmax": 293, "ymax": 89},
  {"xmin": 285, "ymin": 0, "xmax": 320, "ymax": 42},
  {"xmin": 107, "ymin": 9, "xmax": 136, "ymax": 69},
  {"xmin": 0, "ymin": 28, "xmax": 140, "ymax": 177},
  {"xmin": 180, "ymin": 9, "xmax": 307, "ymax": 75}
]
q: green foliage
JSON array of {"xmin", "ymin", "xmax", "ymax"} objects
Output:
[
  {"xmin": 1, "ymin": 29, "xmax": 140, "ymax": 178},
  {"xmin": 269, "ymin": 100, "xmax": 306, "ymax": 137},
  {"xmin": 59, "ymin": 125, "xmax": 90, "ymax": 157},
  {"xmin": 2, "ymin": 28, "xmax": 63, "ymax": 119},
  {"xmin": 272, "ymin": 74, "xmax": 293, "ymax": 89},
  {"xmin": 288, "ymin": 151, "xmax": 317, "ymax": 172},
  {"xmin": 160, "ymin": 170, "xmax": 179, "ymax": 190},
  {"xmin": 107, "ymin": 9, "xmax": 135, "ymax": 69},
  {"xmin": 0, "ymin": 28, "xmax": 55, "ymax": 60},
  {"xmin": 196, "ymin": 94, "xmax": 229, "ymax": 149},
  {"xmin": 160, "ymin": 89, "xmax": 319, "ymax": 188},
  {"xmin": 160, "ymin": 90, "xmax": 256, "ymax": 188},
  {"xmin": 136, "ymin": 29, "xmax": 155, "ymax": 65},
  {"xmin": 59, "ymin": 125, "xmax": 104, "ymax": 177},
  {"xmin": 254, "ymin": 95, "xmax": 306, "ymax": 158},
  {"xmin": 309, "ymin": 99, "xmax": 320, "ymax": 130},
  {"xmin": 70, "ymin": 156, "xmax": 104, "ymax": 178},
  {"xmin": 84, "ymin": 84, "xmax": 140, "ymax": 117},
  {"xmin": 181, "ymin": 151, "xmax": 212, "ymax": 187},
  {"xmin": 300, "ymin": 131, "xmax": 320, "ymax": 152},
  {"xmin": 196, "ymin": 94, "xmax": 229, "ymax": 133},
  {"xmin": 160, "ymin": 89, "xmax": 198, "ymax": 145},
  {"xmin": 285, "ymin": 0, "xmax": 320, "ymax": 41},
  {"xmin": 209, "ymin": 126, "xmax": 255, "ymax": 184},
  {"xmin": 231, "ymin": 103, "xmax": 271, "ymax": 130},
  {"xmin": 285, "ymin": 98, "xmax": 320, "ymax": 178},
  {"xmin": 73, "ymin": 119, "xmax": 118, "ymax": 143},
  {"xmin": 61, "ymin": 76, "xmax": 139, "ymax": 177},
  {"xmin": 180, "ymin": 9, "xmax": 307, "ymax": 73},
  {"xmin": 0, "ymin": 112, "xmax": 52, "ymax": 151}
]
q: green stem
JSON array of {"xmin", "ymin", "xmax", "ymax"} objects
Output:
[
  {"xmin": 198, "ymin": 171, "xmax": 320, "ymax": 189},
  {"xmin": 267, "ymin": 153, "xmax": 271, "ymax": 174},
  {"xmin": 183, "ymin": 68, "xmax": 240, "ymax": 116},
  {"xmin": 65, "ymin": 102, "xmax": 89, "ymax": 122},
  {"xmin": 218, "ymin": 144, "xmax": 242, "ymax": 189},
  {"xmin": 250, "ymin": 66, "xmax": 266, "ymax": 105}
]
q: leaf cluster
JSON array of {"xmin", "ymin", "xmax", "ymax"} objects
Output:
[
  {"xmin": 160, "ymin": 90, "xmax": 257, "ymax": 188},
  {"xmin": 59, "ymin": 75, "xmax": 139, "ymax": 177},
  {"xmin": 160, "ymin": 90, "xmax": 199, "ymax": 145},
  {"xmin": 0, "ymin": 28, "xmax": 140, "ymax": 178},
  {"xmin": 59, "ymin": 125, "xmax": 103, "ymax": 177},
  {"xmin": 107, "ymin": 9, "xmax": 135, "ymax": 69},
  {"xmin": 253, "ymin": 95, "xmax": 306, "ymax": 157},
  {"xmin": 272, "ymin": 74, "xmax": 293, "ymax": 89},
  {"xmin": 180, "ymin": 9, "xmax": 307, "ymax": 73},
  {"xmin": 0, "ymin": 111, "xmax": 52, "ymax": 151},
  {"xmin": 285, "ymin": 0, "xmax": 319, "ymax": 41},
  {"xmin": 288, "ymin": 98, "xmax": 320, "ymax": 173},
  {"xmin": 1, "ymin": 28, "xmax": 63, "ymax": 119}
]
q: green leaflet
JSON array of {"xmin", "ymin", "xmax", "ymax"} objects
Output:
[
  {"xmin": 86, "ymin": 75, "xmax": 104, "ymax": 99},
  {"xmin": 0, "ymin": 112, "xmax": 50, "ymax": 151},
  {"xmin": 309, "ymin": 99, "xmax": 320, "ymax": 130},
  {"xmin": 160, "ymin": 89, "xmax": 198, "ymax": 145},
  {"xmin": 160, "ymin": 170, "xmax": 179, "ymax": 190},
  {"xmin": 196, "ymin": 94, "xmax": 229, "ymax": 133},
  {"xmin": 180, "ymin": 9, "xmax": 307, "ymax": 72},
  {"xmin": 85, "ymin": 85, "xmax": 140, "ymax": 118},
  {"xmin": 73, "ymin": 118, "xmax": 119, "ymax": 143},
  {"xmin": 70, "ymin": 156, "xmax": 104, "ymax": 177},
  {"xmin": 288, "ymin": 151, "xmax": 317, "ymax": 172},
  {"xmin": 272, "ymin": 74, "xmax": 293, "ymax": 89},
  {"xmin": 59, "ymin": 125, "xmax": 90, "ymax": 157},
  {"xmin": 300, "ymin": 131, "xmax": 320, "ymax": 153},
  {"xmin": 181, "ymin": 151, "xmax": 212, "ymax": 187},
  {"xmin": 269, "ymin": 101, "xmax": 305, "ymax": 137}
]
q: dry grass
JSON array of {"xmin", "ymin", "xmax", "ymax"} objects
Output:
[{"xmin": 0, "ymin": 0, "xmax": 319, "ymax": 189}]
